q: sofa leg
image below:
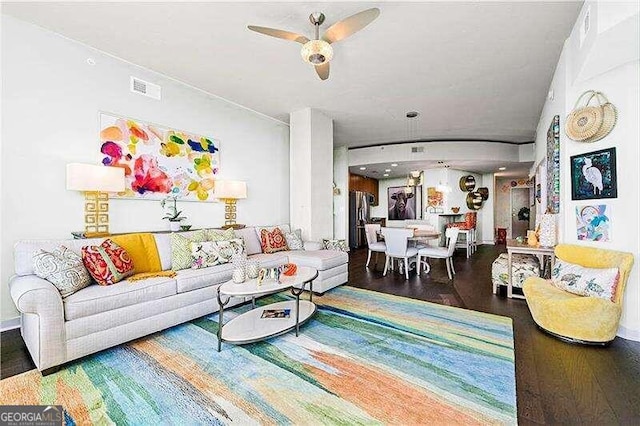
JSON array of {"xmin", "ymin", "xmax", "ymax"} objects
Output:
[{"xmin": 41, "ymin": 366, "xmax": 61, "ymax": 376}]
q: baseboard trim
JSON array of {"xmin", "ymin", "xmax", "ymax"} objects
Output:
[
  {"xmin": 1, "ymin": 317, "xmax": 21, "ymax": 332},
  {"xmin": 481, "ymin": 240, "xmax": 495, "ymax": 245},
  {"xmin": 617, "ymin": 324, "xmax": 640, "ymax": 342}
]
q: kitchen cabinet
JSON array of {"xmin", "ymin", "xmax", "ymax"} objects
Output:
[{"xmin": 349, "ymin": 173, "xmax": 379, "ymax": 206}]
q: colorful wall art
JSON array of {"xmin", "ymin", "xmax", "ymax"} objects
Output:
[
  {"xmin": 546, "ymin": 115, "xmax": 560, "ymax": 213},
  {"xmin": 576, "ymin": 204, "xmax": 611, "ymax": 242},
  {"xmin": 570, "ymin": 147, "xmax": 617, "ymax": 201},
  {"xmin": 426, "ymin": 187, "xmax": 444, "ymax": 207},
  {"xmin": 99, "ymin": 113, "xmax": 221, "ymax": 201}
]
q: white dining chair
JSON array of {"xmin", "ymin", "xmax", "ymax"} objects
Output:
[
  {"xmin": 364, "ymin": 223, "xmax": 386, "ymax": 270},
  {"xmin": 417, "ymin": 228, "xmax": 460, "ymax": 280},
  {"xmin": 380, "ymin": 227, "xmax": 418, "ymax": 280}
]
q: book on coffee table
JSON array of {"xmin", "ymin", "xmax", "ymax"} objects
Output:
[{"xmin": 261, "ymin": 309, "xmax": 291, "ymax": 319}]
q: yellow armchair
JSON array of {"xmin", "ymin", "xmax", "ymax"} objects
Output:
[{"xmin": 522, "ymin": 244, "xmax": 634, "ymax": 344}]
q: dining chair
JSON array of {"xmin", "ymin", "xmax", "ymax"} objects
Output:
[
  {"xmin": 380, "ymin": 227, "xmax": 418, "ymax": 280},
  {"xmin": 407, "ymin": 223, "xmax": 437, "ymax": 248},
  {"xmin": 364, "ymin": 223, "xmax": 386, "ymax": 270},
  {"xmin": 417, "ymin": 228, "xmax": 460, "ymax": 280},
  {"xmin": 447, "ymin": 212, "xmax": 477, "ymax": 258}
]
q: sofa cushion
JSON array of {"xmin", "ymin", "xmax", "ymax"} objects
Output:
[
  {"xmin": 81, "ymin": 239, "xmax": 135, "ymax": 286},
  {"xmin": 206, "ymin": 228, "xmax": 236, "ymax": 241},
  {"xmin": 190, "ymin": 239, "xmax": 245, "ymax": 269},
  {"xmin": 259, "ymin": 228, "xmax": 289, "ymax": 254},
  {"xmin": 64, "ymin": 276, "xmax": 177, "ymax": 321},
  {"xmin": 248, "ymin": 253, "xmax": 289, "ymax": 268},
  {"xmin": 170, "ymin": 230, "xmax": 208, "ymax": 271},
  {"xmin": 175, "ymin": 264, "xmax": 234, "ymax": 293},
  {"xmin": 32, "ymin": 246, "xmax": 92, "ymax": 297},
  {"xmin": 551, "ymin": 259, "xmax": 619, "ymax": 301},
  {"xmin": 284, "ymin": 229, "xmax": 304, "ymax": 251},
  {"xmin": 234, "ymin": 227, "xmax": 262, "ymax": 255},
  {"xmin": 286, "ymin": 250, "xmax": 348, "ymax": 271}
]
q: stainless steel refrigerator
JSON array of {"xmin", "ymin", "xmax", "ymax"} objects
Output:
[{"xmin": 349, "ymin": 191, "xmax": 372, "ymax": 249}]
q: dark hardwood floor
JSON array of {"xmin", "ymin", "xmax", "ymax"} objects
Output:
[{"xmin": 2, "ymin": 244, "xmax": 639, "ymax": 424}]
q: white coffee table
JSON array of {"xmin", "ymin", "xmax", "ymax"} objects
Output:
[{"xmin": 216, "ymin": 266, "xmax": 318, "ymax": 351}]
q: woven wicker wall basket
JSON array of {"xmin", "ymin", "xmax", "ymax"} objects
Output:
[{"xmin": 565, "ymin": 91, "xmax": 617, "ymax": 142}]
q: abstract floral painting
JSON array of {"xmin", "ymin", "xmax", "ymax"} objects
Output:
[
  {"xmin": 546, "ymin": 115, "xmax": 560, "ymax": 213},
  {"xmin": 426, "ymin": 187, "xmax": 443, "ymax": 207},
  {"xmin": 99, "ymin": 113, "xmax": 221, "ymax": 201},
  {"xmin": 576, "ymin": 204, "xmax": 611, "ymax": 242}
]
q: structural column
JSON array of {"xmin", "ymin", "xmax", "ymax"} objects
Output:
[{"xmin": 289, "ymin": 108, "xmax": 333, "ymax": 241}]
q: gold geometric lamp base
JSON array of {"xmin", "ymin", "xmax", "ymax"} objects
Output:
[
  {"xmin": 66, "ymin": 163, "xmax": 125, "ymax": 238},
  {"xmin": 215, "ymin": 180, "xmax": 247, "ymax": 229}
]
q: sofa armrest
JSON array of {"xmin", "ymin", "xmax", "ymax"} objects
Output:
[
  {"xmin": 9, "ymin": 275, "xmax": 66, "ymax": 370},
  {"xmin": 303, "ymin": 241, "xmax": 323, "ymax": 251}
]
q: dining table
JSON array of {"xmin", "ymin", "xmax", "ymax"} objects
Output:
[{"xmin": 378, "ymin": 228, "xmax": 442, "ymax": 274}]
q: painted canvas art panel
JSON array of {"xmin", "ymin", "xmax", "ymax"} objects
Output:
[
  {"xmin": 570, "ymin": 147, "xmax": 617, "ymax": 200},
  {"xmin": 388, "ymin": 186, "xmax": 420, "ymax": 220},
  {"xmin": 576, "ymin": 204, "xmax": 611, "ymax": 242},
  {"xmin": 99, "ymin": 113, "xmax": 221, "ymax": 201},
  {"xmin": 427, "ymin": 187, "xmax": 444, "ymax": 207},
  {"xmin": 546, "ymin": 115, "xmax": 560, "ymax": 213}
]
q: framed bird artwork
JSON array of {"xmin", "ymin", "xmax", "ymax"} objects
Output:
[{"xmin": 570, "ymin": 147, "xmax": 617, "ymax": 200}]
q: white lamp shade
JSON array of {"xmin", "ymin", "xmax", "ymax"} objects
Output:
[
  {"xmin": 66, "ymin": 163, "xmax": 125, "ymax": 192},
  {"xmin": 215, "ymin": 180, "xmax": 247, "ymax": 199}
]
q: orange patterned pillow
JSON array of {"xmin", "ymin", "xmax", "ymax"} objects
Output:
[
  {"xmin": 260, "ymin": 228, "xmax": 289, "ymax": 254},
  {"xmin": 82, "ymin": 239, "xmax": 134, "ymax": 285}
]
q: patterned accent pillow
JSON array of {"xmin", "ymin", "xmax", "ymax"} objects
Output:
[
  {"xmin": 33, "ymin": 246, "xmax": 92, "ymax": 297},
  {"xmin": 284, "ymin": 229, "xmax": 304, "ymax": 251},
  {"xmin": 81, "ymin": 239, "xmax": 134, "ymax": 286},
  {"xmin": 551, "ymin": 259, "xmax": 619, "ymax": 301},
  {"xmin": 260, "ymin": 228, "xmax": 289, "ymax": 254},
  {"xmin": 206, "ymin": 228, "xmax": 236, "ymax": 242},
  {"xmin": 190, "ymin": 238, "xmax": 245, "ymax": 269},
  {"xmin": 171, "ymin": 230, "xmax": 207, "ymax": 271},
  {"xmin": 322, "ymin": 239, "xmax": 350, "ymax": 252}
]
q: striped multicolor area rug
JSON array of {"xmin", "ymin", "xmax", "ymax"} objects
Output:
[{"xmin": 0, "ymin": 287, "xmax": 516, "ymax": 425}]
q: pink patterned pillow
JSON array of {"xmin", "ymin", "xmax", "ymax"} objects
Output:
[{"xmin": 81, "ymin": 239, "xmax": 134, "ymax": 285}]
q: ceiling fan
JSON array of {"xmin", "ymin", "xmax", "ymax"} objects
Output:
[{"xmin": 248, "ymin": 8, "xmax": 380, "ymax": 81}]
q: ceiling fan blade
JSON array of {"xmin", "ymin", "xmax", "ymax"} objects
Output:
[
  {"xmin": 247, "ymin": 25, "xmax": 309, "ymax": 44},
  {"xmin": 322, "ymin": 8, "xmax": 380, "ymax": 44},
  {"xmin": 315, "ymin": 63, "xmax": 330, "ymax": 80}
]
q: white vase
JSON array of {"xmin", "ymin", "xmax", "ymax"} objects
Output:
[
  {"xmin": 246, "ymin": 260, "xmax": 260, "ymax": 279},
  {"xmin": 169, "ymin": 221, "xmax": 181, "ymax": 232},
  {"xmin": 539, "ymin": 213, "xmax": 557, "ymax": 247},
  {"xmin": 232, "ymin": 267, "xmax": 246, "ymax": 284}
]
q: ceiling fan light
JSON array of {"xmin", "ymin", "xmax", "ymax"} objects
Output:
[{"xmin": 301, "ymin": 40, "xmax": 333, "ymax": 65}]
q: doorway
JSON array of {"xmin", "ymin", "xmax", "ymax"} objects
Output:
[{"xmin": 510, "ymin": 187, "xmax": 533, "ymax": 238}]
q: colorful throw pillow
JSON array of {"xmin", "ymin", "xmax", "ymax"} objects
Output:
[
  {"xmin": 260, "ymin": 228, "xmax": 289, "ymax": 254},
  {"xmin": 81, "ymin": 239, "xmax": 134, "ymax": 286},
  {"xmin": 190, "ymin": 238, "xmax": 245, "ymax": 269},
  {"xmin": 170, "ymin": 230, "xmax": 207, "ymax": 271},
  {"xmin": 206, "ymin": 228, "xmax": 236, "ymax": 242},
  {"xmin": 322, "ymin": 239, "xmax": 349, "ymax": 252},
  {"xmin": 551, "ymin": 259, "xmax": 619, "ymax": 301},
  {"xmin": 33, "ymin": 246, "xmax": 92, "ymax": 297},
  {"xmin": 284, "ymin": 229, "xmax": 304, "ymax": 251}
]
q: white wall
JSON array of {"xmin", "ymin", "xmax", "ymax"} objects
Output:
[
  {"xmin": 0, "ymin": 16, "xmax": 290, "ymax": 322},
  {"xmin": 480, "ymin": 173, "xmax": 495, "ymax": 244},
  {"xmin": 533, "ymin": 1, "xmax": 640, "ymax": 340},
  {"xmin": 289, "ymin": 108, "xmax": 333, "ymax": 241},
  {"xmin": 333, "ymin": 146, "xmax": 348, "ymax": 239}
]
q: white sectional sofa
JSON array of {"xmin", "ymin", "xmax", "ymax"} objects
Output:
[{"xmin": 8, "ymin": 226, "xmax": 348, "ymax": 372}]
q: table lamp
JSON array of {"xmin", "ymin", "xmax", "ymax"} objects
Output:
[
  {"xmin": 214, "ymin": 180, "xmax": 247, "ymax": 227},
  {"xmin": 66, "ymin": 163, "xmax": 125, "ymax": 237}
]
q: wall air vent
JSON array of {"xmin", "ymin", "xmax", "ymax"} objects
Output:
[
  {"xmin": 130, "ymin": 76, "xmax": 161, "ymax": 100},
  {"xmin": 411, "ymin": 146, "xmax": 424, "ymax": 153}
]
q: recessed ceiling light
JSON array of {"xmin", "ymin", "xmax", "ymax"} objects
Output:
[
  {"xmin": 391, "ymin": 163, "xmax": 398, "ymax": 167},
  {"xmin": 498, "ymin": 167, "xmax": 506, "ymax": 171},
  {"xmin": 359, "ymin": 167, "xmax": 366, "ymax": 170},
  {"xmin": 406, "ymin": 111, "xmax": 419, "ymax": 118},
  {"xmin": 385, "ymin": 169, "xmax": 391, "ymax": 172},
  {"xmin": 383, "ymin": 173, "xmax": 389, "ymax": 177}
]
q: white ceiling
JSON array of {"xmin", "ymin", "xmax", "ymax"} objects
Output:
[
  {"xmin": 349, "ymin": 159, "xmax": 533, "ymax": 180},
  {"xmin": 3, "ymin": 2, "xmax": 581, "ymax": 148}
]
